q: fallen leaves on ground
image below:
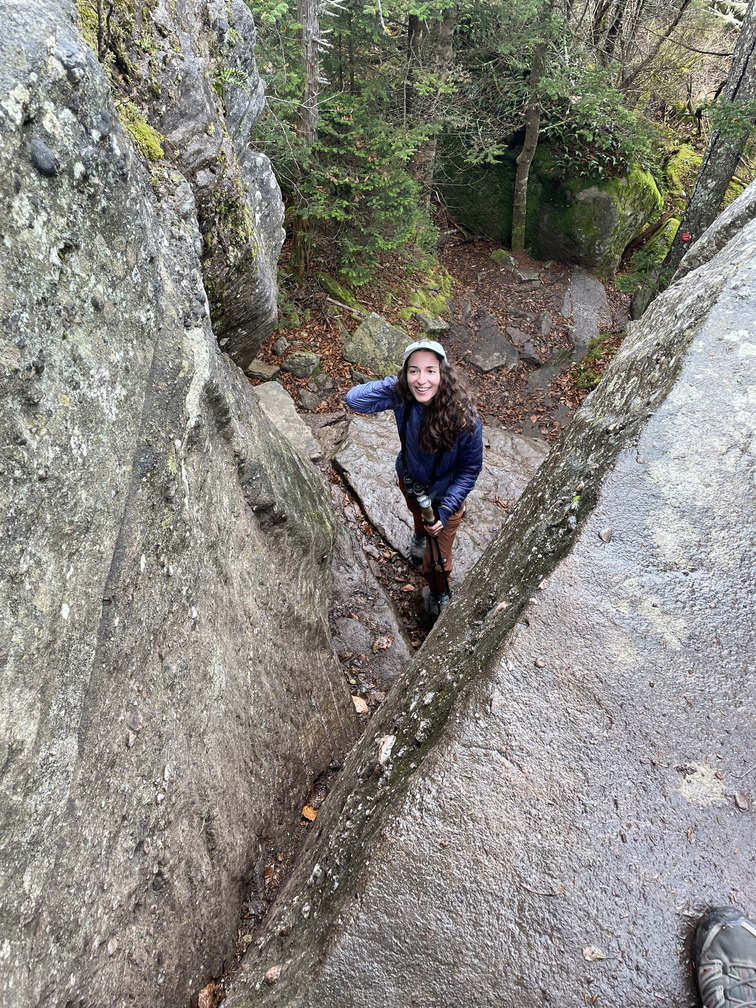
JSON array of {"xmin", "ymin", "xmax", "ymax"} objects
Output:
[{"xmin": 197, "ymin": 979, "xmax": 223, "ymax": 1008}]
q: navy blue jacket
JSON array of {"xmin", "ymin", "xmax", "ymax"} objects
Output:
[{"xmin": 345, "ymin": 375, "xmax": 483, "ymax": 525}]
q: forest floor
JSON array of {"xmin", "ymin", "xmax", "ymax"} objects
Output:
[
  {"xmin": 254, "ymin": 235, "xmax": 630, "ymax": 649},
  {"xmin": 260, "ymin": 234, "xmax": 629, "ymax": 436}
]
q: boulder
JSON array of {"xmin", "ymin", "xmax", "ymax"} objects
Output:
[
  {"xmin": 253, "ymin": 383, "xmax": 324, "ymax": 462},
  {"xmin": 464, "ymin": 308, "xmax": 521, "ymax": 372},
  {"xmin": 281, "ymin": 351, "xmax": 321, "ymax": 378},
  {"xmin": 536, "ymin": 164, "xmax": 663, "ymax": 275},
  {"xmin": 225, "ymin": 182, "xmax": 756, "ymax": 1008},
  {"xmin": 412, "ymin": 310, "xmax": 449, "ymax": 334},
  {"xmin": 342, "ymin": 313, "xmax": 408, "ymax": 376},
  {"xmin": 491, "ymin": 247, "xmax": 517, "ymax": 268},
  {"xmin": 438, "ymin": 146, "xmax": 662, "ymax": 274},
  {"xmin": 105, "ymin": 0, "xmax": 285, "ymax": 368},
  {"xmin": 536, "ymin": 309, "xmax": 553, "ymax": 336},
  {"xmin": 245, "ymin": 359, "xmax": 280, "ymax": 381},
  {"xmin": 333, "ymin": 412, "xmax": 548, "ymax": 583},
  {"xmin": 0, "ymin": 8, "xmax": 354, "ymax": 1006},
  {"xmin": 298, "ymin": 389, "xmax": 321, "ymax": 411}
]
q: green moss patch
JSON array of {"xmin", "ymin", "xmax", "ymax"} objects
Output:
[{"xmin": 117, "ymin": 101, "xmax": 164, "ymax": 161}]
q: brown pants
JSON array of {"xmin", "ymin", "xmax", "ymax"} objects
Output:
[{"xmin": 399, "ymin": 481, "xmax": 465, "ymax": 594}]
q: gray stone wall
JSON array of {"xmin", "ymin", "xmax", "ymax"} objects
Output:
[
  {"xmin": 118, "ymin": 0, "xmax": 285, "ymax": 366},
  {"xmin": 0, "ymin": 4, "xmax": 354, "ymax": 1005}
]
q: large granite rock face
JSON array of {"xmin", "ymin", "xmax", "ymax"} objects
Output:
[
  {"xmin": 0, "ymin": 6, "xmax": 355, "ymax": 1006},
  {"xmin": 225, "ymin": 191, "xmax": 756, "ymax": 1007},
  {"xmin": 105, "ymin": 0, "xmax": 285, "ymax": 367}
]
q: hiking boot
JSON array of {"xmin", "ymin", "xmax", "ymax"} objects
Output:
[
  {"xmin": 409, "ymin": 533, "xmax": 426, "ymax": 565},
  {"xmin": 427, "ymin": 590, "xmax": 451, "ymax": 616},
  {"xmin": 695, "ymin": 906, "xmax": 756, "ymax": 1007}
]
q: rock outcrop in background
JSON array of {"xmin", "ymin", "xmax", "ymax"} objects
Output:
[
  {"xmin": 76, "ymin": 0, "xmax": 286, "ymax": 368},
  {"xmin": 0, "ymin": 3, "xmax": 354, "ymax": 1005},
  {"xmin": 439, "ymin": 146, "xmax": 662, "ymax": 275},
  {"xmin": 225, "ymin": 186, "xmax": 756, "ymax": 1007}
]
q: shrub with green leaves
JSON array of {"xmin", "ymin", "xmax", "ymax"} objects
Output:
[
  {"xmin": 540, "ymin": 64, "xmax": 660, "ymax": 179},
  {"xmin": 304, "ymin": 101, "xmax": 436, "ymax": 283}
]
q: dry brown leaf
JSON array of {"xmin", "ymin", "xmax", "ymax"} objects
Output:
[
  {"xmin": 401, "ymin": 583, "xmax": 414, "ymax": 592},
  {"xmin": 372, "ymin": 635, "xmax": 394, "ymax": 653},
  {"xmin": 301, "ymin": 804, "xmax": 318, "ymax": 821},
  {"xmin": 352, "ymin": 695, "xmax": 369, "ymax": 714},
  {"xmin": 734, "ymin": 791, "xmax": 750, "ymax": 811},
  {"xmin": 198, "ymin": 981, "xmax": 219, "ymax": 1008}
]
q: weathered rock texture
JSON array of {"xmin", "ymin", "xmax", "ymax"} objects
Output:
[
  {"xmin": 91, "ymin": 0, "xmax": 285, "ymax": 367},
  {"xmin": 0, "ymin": 4, "xmax": 354, "ymax": 1006},
  {"xmin": 342, "ymin": 312, "xmax": 409, "ymax": 376},
  {"xmin": 225, "ymin": 186, "xmax": 756, "ymax": 1007}
]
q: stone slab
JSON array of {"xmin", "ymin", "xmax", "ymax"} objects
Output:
[
  {"xmin": 567, "ymin": 266, "xmax": 612, "ymax": 359},
  {"xmin": 253, "ymin": 382, "xmax": 323, "ymax": 462},
  {"xmin": 245, "ymin": 358, "xmax": 280, "ymax": 381}
]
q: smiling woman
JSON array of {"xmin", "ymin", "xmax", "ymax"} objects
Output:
[{"xmin": 345, "ymin": 340, "xmax": 483, "ymax": 615}]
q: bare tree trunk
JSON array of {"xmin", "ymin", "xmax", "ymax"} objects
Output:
[
  {"xmin": 290, "ymin": 0, "xmax": 321, "ymax": 280},
  {"xmin": 415, "ymin": 7, "xmax": 457, "ymax": 200},
  {"xmin": 662, "ymin": 0, "xmax": 756, "ymax": 277},
  {"xmin": 512, "ymin": 39, "xmax": 548, "ymax": 251},
  {"xmin": 405, "ymin": 13, "xmax": 425, "ymax": 123},
  {"xmin": 298, "ymin": 0, "xmax": 320, "ymax": 147},
  {"xmin": 620, "ymin": 0, "xmax": 691, "ymax": 92}
]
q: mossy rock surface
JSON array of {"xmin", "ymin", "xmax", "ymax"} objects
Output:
[
  {"xmin": 535, "ymin": 164, "xmax": 663, "ymax": 275},
  {"xmin": 644, "ymin": 217, "xmax": 680, "ymax": 263},
  {"xmin": 438, "ymin": 143, "xmax": 662, "ymax": 273},
  {"xmin": 343, "ymin": 313, "xmax": 408, "ymax": 376},
  {"xmin": 316, "ymin": 273, "xmax": 367, "ymax": 311},
  {"xmin": 665, "ymin": 144, "xmax": 745, "ymax": 212},
  {"xmin": 437, "ymin": 146, "xmax": 540, "ymax": 247}
]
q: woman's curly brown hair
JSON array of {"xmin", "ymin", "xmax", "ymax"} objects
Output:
[{"xmin": 394, "ymin": 355, "xmax": 478, "ymax": 452}]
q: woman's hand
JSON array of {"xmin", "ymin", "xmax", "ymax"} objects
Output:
[{"xmin": 423, "ymin": 519, "xmax": 444, "ymax": 538}]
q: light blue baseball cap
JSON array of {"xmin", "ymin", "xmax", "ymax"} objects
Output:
[{"xmin": 401, "ymin": 339, "xmax": 447, "ymax": 366}]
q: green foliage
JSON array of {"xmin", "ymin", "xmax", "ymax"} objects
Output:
[
  {"xmin": 305, "ymin": 101, "xmax": 437, "ymax": 283},
  {"xmin": 710, "ymin": 96, "xmax": 756, "ymax": 141},
  {"xmin": 254, "ymin": 88, "xmax": 436, "ymax": 283},
  {"xmin": 75, "ymin": 1, "xmax": 99, "ymax": 51},
  {"xmin": 572, "ymin": 332, "xmax": 623, "ymax": 390},
  {"xmin": 213, "ymin": 67, "xmax": 251, "ymax": 102},
  {"xmin": 540, "ymin": 64, "xmax": 660, "ymax": 179},
  {"xmin": 615, "ymin": 248, "xmax": 672, "ymax": 296}
]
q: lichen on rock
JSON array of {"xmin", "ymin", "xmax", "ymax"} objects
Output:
[
  {"xmin": 72, "ymin": 0, "xmax": 285, "ymax": 368},
  {"xmin": 0, "ymin": 5, "xmax": 355, "ymax": 1006}
]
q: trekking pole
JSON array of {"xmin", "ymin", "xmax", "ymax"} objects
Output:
[{"xmin": 426, "ymin": 533, "xmax": 452, "ymax": 608}]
